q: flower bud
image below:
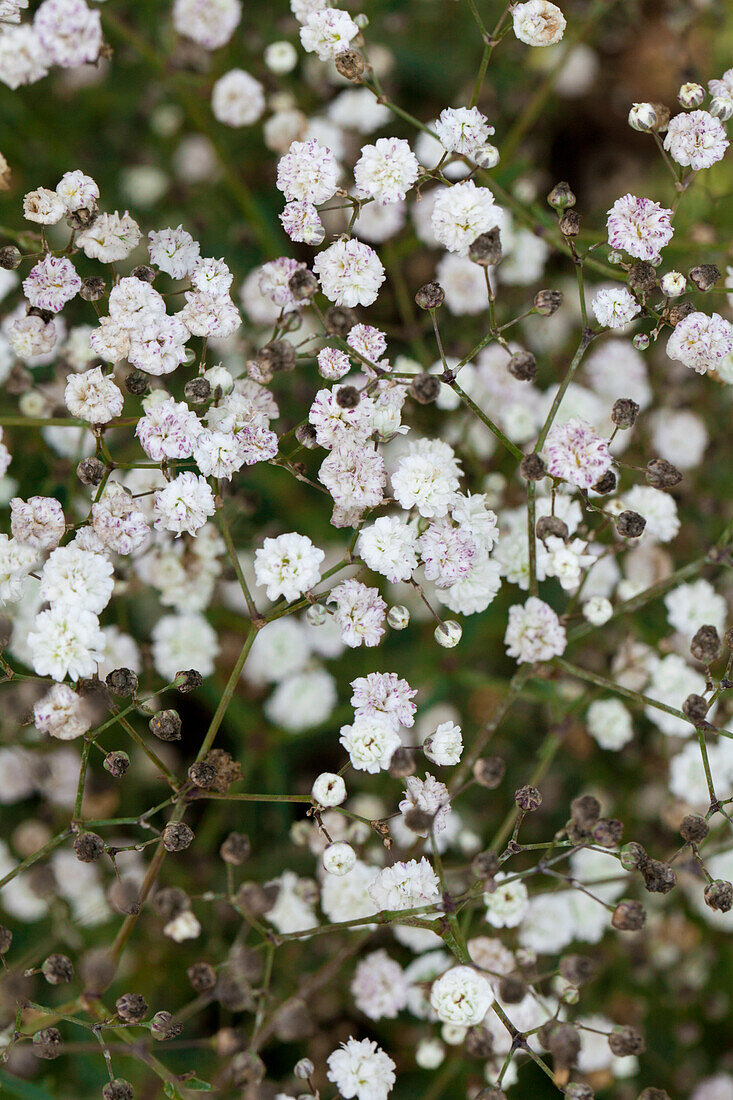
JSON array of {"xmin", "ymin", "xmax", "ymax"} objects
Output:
[
  {"xmin": 116, "ymin": 993, "xmax": 148, "ymax": 1023},
  {"xmin": 162, "ymin": 822, "xmax": 194, "ymax": 852},
  {"xmin": 690, "ymin": 624, "xmax": 721, "ymax": 664},
  {"xmin": 679, "ymin": 813, "xmax": 708, "ymax": 843},
  {"xmin": 334, "ymin": 49, "xmax": 364, "ymax": 80},
  {"xmin": 0, "ymin": 245, "xmax": 22, "ymax": 270},
  {"xmin": 468, "ymin": 228, "xmax": 502, "ymax": 267},
  {"xmin": 536, "ymin": 515, "xmax": 568, "ymax": 540},
  {"xmin": 434, "ymin": 620, "xmax": 462, "ymax": 647},
  {"xmin": 387, "ymin": 605, "xmax": 410, "ymax": 629},
  {"xmin": 628, "ymin": 102, "xmax": 657, "ymax": 130},
  {"xmin": 611, "ymin": 397, "xmax": 639, "ymax": 428},
  {"xmin": 615, "ymin": 510, "xmax": 646, "ymax": 538},
  {"xmin": 533, "ymin": 289, "xmax": 563, "ymax": 315},
  {"xmin": 507, "ymin": 350, "xmax": 537, "ymax": 381},
  {"xmin": 660, "ymin": 271, "xmax": 686, "ymax": 297},
  {"xmin": 103, "ymin": 1081, "xmax": 134, "ymax": 1100},
  {"xmin": 609, "ymin": 1025, "xmax": 645, "ymax": 1057},
  {"xmin": 312, "ymin": 772, "xmax": 346, "ymax": 807},
  {"xmin": 322, "ymin": 841, "xmax": 356, "ymax": 876},
  {"xmin": 73, "ymin": 832, "xmax": 105, "ymax": 863},
  {"xmin": 106, "ymin": 667, "xmax": 138, "ymax": 697},
  {"xmin": 472, "ymin": 756, "xmax": 505, "ymax": 789},
  {"xmin": 611, "ymin": 898, "xmax": 646, "ymax": 930},
  {"xmin": 645, "ymin": 457, "xmax": 682, "ymax": 489},
  {"xmin": 42, "ymin": 953, "xmax": 74, "ymax": 985},
  {"xmin": 515, "ymin": 784, "xmax": 542, "ymax": 811},
  {"xmin": 519, "ymin": 453, "xmax": 547, "ymax": 481},
  {"xmin": 77, "ymin": 456, "xmax": 107, "ymax": 486},
  {"xmin": 710, "ymin": 95, "xmax": 733, "ymax": 121},
  {"xmin": 415, "ymin": 281, "xmax": 445, "ymax": 310},
  {"xmin": 704, "ymin": 878, "xmax": 733, "ymax": 912},
  {"xmin": 678, "ymin": 82, "xmax": 705, "ymax": 108},
  {"xmin": 79, "ymin": 275, "xmax": 106, "ymax": 301},
  {"xmin": 688, "ymin": 263, "xmax": 720, "ymax": 291},
  {"xmin": 149, "ymin": 709, "xmax": 182, "ymax": 741},
  {"xmin": 220, "ymin": 832, "xmax": 251, "ymax": 865},
  {"xmin": 410, "ymin": 373, "xmax": 442, "ymax": 404},
  {"xmin": 547, "ymin": 181, "xmax": 576, "ymax": 210}
]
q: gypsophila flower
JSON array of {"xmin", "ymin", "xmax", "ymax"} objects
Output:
[
  {"xmin": 56, "ymin": 170, "xmax": 98, "ymax": 213},
  {"xmin": 351, "ymin": 951, "xmax": 409, "ymax": 1020},
  {"xmin": 148, "ymin": 226, "xmax": 200, "ymax": 280},
  {"xmin": 583, "ymin": 595, "xmax": 613, "ymax": 625},
  {"xmin": 212, "ymin": 69, "xmax": 265, "ymax": 127},
  {"xmin": 354, "ymin": 138, "xmax": 420, "ymax": 205},
  {"xmin": 606, "ymin": 194, "xmax": 674, "ymax": 261},
  {"xmin": 309, "ymin": 386, "xmax": 375, "ymax": 450},
  {"xmin": 314, "ymin": 238, "xmax": 385, "ymax": 307},
  {"xmin": 10, "ymin": 496, "xmax": 64, "ymax": 550},
  {"xmin": 664, "ymin": 110, "xmax": 729, "ymax": 170},
  {"xmin": 40, "ymin": 545, "xmax": 114, "ymax": 614},
  {"xmin": 666, "ymin": 311, "xmax": 733, "ymax": 374},
  {"xmin": 664, "ymin": 577, "xmax": 726, "ymax": 636},
  {"xmin": 430, "ymin": 966, "xmax": 493, "ymax": 1025},
  {"xmin": 91, "ymin": 483, "xmax": 150, "ymax": 556},
  {"xmin": 153, "ymin": 472, "xmax": 216, "ymax": 537},
  {"xmin": 277, "ymin": 139, "xmax": 339, "ymax": 204},
  {"xmin": 280, "ymin": 200, "xmax": 325, "ymax": 245},
  {"xmin": 435, "ymin": 107, "xmax": 494, "ymax": 156},
  {"xmin": 65, "ymin": 366, "xmax": 124, "ymax": 425},
  {"xmin": 33, "ymin": 683, "xmax": 91, "ymax": 741},
  {"xmin": 340, "ymin": 714, "xmax": 401, "ymax": 773},
  {"xmin": 419, "ymin": 521, "xmax": 477, "ymax": 588},
  {"xmin": 34, "ymin": 0, "xmax": 102, "ymax": 68},
  {"xmin": 0, "ymin": 26, "xmax": 48, "ymax": 90},
  {"xmin": 136, "ymin": 397, "xmax": 201, "ymax": 461},
  {"xmin": 586, "ymin": 698, "xmax": 634, "ymax": 750},
  {"xmin": 504, "ymin": 596, "xmax": 566, "ymax": 663},
  {"xmin": 399, "ymin": 773, "xmax": 451, "ymax": 835},
  {"xmin": 512, "ymin": 0, "xmax": 566, "ymax": 45},
  {"xmin": 423, "ymin": 721, "xmax": 463, "ymax": 766},
  {"xmin": 326, "ymin": 1038, "xmax": 396, "ymax": 1100},
  {"xmin": 152, "ymin": 612, "xmax": 219, "ymax": 680},
  {"xmin": 368, "ymin": 857, "xmax": 441, "ymax": 911},
  {"xmin": 484, "ymin": 872, "xmax": 529, "ymax": 927},
  {"xmin": 351, "ymin": 672, "xmax": 417, "ymax": 728},
  {"xmin": 23, "ymin": 255, "xmax": 81, "ymax": 314},
  {"xmin": 28, "ymin": 606, "xmax": 105, "ymax": 682},
  {"xmin": 431, "ymin": 181, "xmax": 502, "ymax": 255},
  {"xmin": 254, "ymin": 533, "xmax": 325, "ymax": 602},
  {"xmin": 9, "ymin": 314, "xmax": 56, "ymax": 360},
  {"xmin": 23, "ymin": 187, "xmax": 64, "ymax": 224},
  {"xmin": 591, "ymin": 287, "xmax": 641, "ymax": 328},
  {"xmin": 357, "ymin": 515, "xmax": 419, "ymax": 583},
  {"xmin": 391, "ymin": 438, "xmax": 461, "ymax": 518},
  {"xmin": 300, "ymin": 8, "xmax": 359, "ymax": 60},
  {"xmin": 0, "ymin": 535, "xmax": 38, "ymax": 604},
  {"xmin": 347, "ymin": 324, "xmax": 388, "ymax": 365},
  {"xmin": 76, "ymin": 211, "xmax": 141, "ymax": 263},
  {"xmin": 172, "ymin": 0, "xmax": 241, "ymax": 49},
  {"xmin": 543, "ymin": 416, "xmax": 611, "ymax": 488},
  {"xmin": 319, "ymin": 444, "xmax": 386, "ymax": 513}
]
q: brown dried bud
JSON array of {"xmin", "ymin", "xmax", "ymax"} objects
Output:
[
  {"xmin": 519, "ymin": 453, "xmax": 547, "ymax": 481},
  {"xmin": 79, "ymin": 275, "xmax": 106, "ymax": 301},
  {"xmin": 151, "ymin": 1011, "xmax": 182, "ymax": 1041},
  {"xmin": 149, "ymin": 709, "xmax": 182, "ymax": 741},
  {"xmin": 73, "ymin": 832, "xmax": 105, "ymax": 863},
  {"xmin": 410, "ymin": 373, "xmax": 442, "ymax": 404},
  {"xmin": 188, "ymin": 961, "xmax": 217, "ymax": 992},
  {"xmin": 188, "ymin": 760, "xmax": 217, "ymax": 789},
  {"xmin": 176, "ymin": 669, "xmax": 203, "ymax": 693},
  {"xmin": 679, "ymin": 813, "xmax": 709, "ymax": 843},
  {"xmin": 403, "ymin": 807, "xmax": 435, "ymax": 834},
  {"xmin": 236, "ymin": 881, "xmax": 279, "ymax": 917},
  {"xmin": 559, "ymin": 954, "xmax": 596, "ymax": 986},
  {"xmin": 129, "ymin": 264, "xmax": 155, "ymax": 283},
  {"xmin": 612, "ymin": 398, "xmax": 639, "ymax": 428},
  {"xmin": 682, "ymin": 693, "xmax": 709, "ymax": 722},
  {"xmin": 288, "ymin": 267, "xmax": 318, "ymax": 300},
  {"xmin": 507, "ymin": 350, "xmax": 537, "ymax": 382},
  {"xmin": 295, "ymin": 423, "xmax": 319, "ymax": 449},
  {"xmin": 559, "ymin": 210, "xmax": 581, "ymax": 237},
  {"xmin": 646, "ymin": 457, "xmax": 682, "ymax": 489},
  {"xmin": 668, "ymin": 300, "xmax": 696, "ymax": 326},
  {"xmin": 472, "ymin": 849, "xmax": 499, "ymax": 881},
  {"xmin": 571, "ymin": 795, "xmax": 601, "ymax": 828},
  {"xmin": 42, "ymin": 953, "xmax": 74, "ymax": 985},
  {"xmin": 77, "ymin": 456, "xmax": 107, "ymax": 486},
  {"xmin": 116, "ymin": 993, "xmax": 148, "ymax": 1023},
  {"xmin": 547, "ymin": 181, "xmax": 576, "ymax": 209},
  {"xmin": 66, "ymin": 205, "xmax": 98, "ymax": 230},
  {"xmin": 334, "ymin": 48, "xmax": 365, "ymax": 80},
  {"xmin": 0, "ymin": 245, "xmax": 22, "ymax": 270},
  {"xmin": 611, "ymin": 898, "xmax": 646, "ymax": 930},
  {"xmin": 468, "ymin": 227, "xmax": 502, "ymax": 266},
  {"xmin": 324, "ymin": 305, "xmax": 358, "ymax": 336},
  {"xmin": 609, "ymin": 1026, "xmax": 646, "ymax": 1057},
  {"xmin": 260, "ymin": 340, "xmax": 296, "ymax": 374},
  {"xmin": 592, "ymin": 469, "xmax": 617, "ymax": 495},
  {"xmin": 534, "ymin": 289, "xmax": 563, "ymax": 316},
  {"xmin": 627, "ymin": 261, "xmax": 657, "ymax": 293},
  {"xmin": 592, "ymin": 817, "xmax": 623, "ymax": 848},
  {"xmin": 104, "ymin": 750, "xmax": 130, "ymax": 778},
  {"xmin": 536, "ymin": 515, "xmax": 568, "ymax": 541},
  {"xmin": 465, "ymin": 1025, "xmax": 495, "ymax": 1057},
  {"xmin": 184, "ymin": 377, "xmax": 211, "ymax": 405},
  {"xmin": 336, "ymin": 384, "xmax": 360, "ymax": 408},
  {"xmin": 103, "ymin": 1080, "xmax": 134, "ymax": 1100},
  {"xmin": 690, "ymin": 624, "xmax": 721, "ymax": 664},
  {"xmin": 476, "ymin": 1090, "xmax": 507, "ymax": 1100},
  {"xmin": 388, "ymin": 745, "xmax": 416, "ymax": 777},
  {"xmin": 162, "ymin": 822, "xmax": 194, "ymax": 852},
  {"xmin": 704, "ymin": 878, "xmax": 733, "ymax": 912},
  {"xmin": 33, "ymin": 1027, "xmax": 62, "ymax": 1059},
  {"xmin": 515, "ymin": 784, "xmax": 542, "ymax": 811},
  {"xmin": 415, "ymin": 281, "xmax": 445, "ymax": 310},
  {"xmin": 106, "ymin": 667, "xmax": 138, "ymax": 697},
  {"xmin": 220, "ymin": 832, "xmax": 251, "ymax": 865},
  {"xmin": 688, "ymin": 263, "xmax": 720, "ymax": 291},
  {"xmin": 153, "ymin": 886, "xmax": 189, "ymax": 921},
  {"xmin": 616, "ymin": 510, "xmax": 646, "ymax": 538},
  {"xmin": 638, "ymin": 1090, "xmax": 671, "ymax": 1100},
  {"xmin": 124, "ymin": 370, "xmax": 148, "ymax": 395},
  {"xmin": 548, "ymin": 1022, "xmax": 581, "ymax": 1065},
  {"xmin": 640, "ymin": 858, "xmax": 676, "ymax": 894},
  {"xmin": 473, "ymin": 756, "xmax": 505, "ymax": 788},
  {"xmin": 498, "ymin": 973, "xmax": 527, "ymax": 1003},
  {"xmin": 565, "ymin": 1083, "xmax": 594, "ymax": 1100},
  {"xmin": 620, "ymin": 841, "xmax": 648, "ymax": 871}
]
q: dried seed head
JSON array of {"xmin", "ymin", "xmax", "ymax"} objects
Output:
[
  {"xmin": 498, "ymin": 972, "xmax": 527, "ymax": 1003},
  {"xmin": 612, "ymin": 398, "xmax": 639, "ymax": 429},
  {"xmin": 184, "ymin": 377, "xmax": 211, "ymax": 405},
  {"xmin": 615, "ymin": 510, "xmax": 646, "ymax": 538},
  {"xmin": 533, "ymin": 289, "xmax": 563, "ymax": 316},
  {"xmin": 547, "ymin": 181, "xmax": 576, "ymax": 209},
  {"xmin": 149, "ymin": 709, "xmax": 182, "ymax": 741},
  {"xmin": 640, "ymin": 858, "xmax": 676, "ymax": 894},
  {"xmin": 592, "ymin": 818, "xmax": 623, "ymax": 848},
  {"xmin": 77, "ymin": 456, "xmax": 107, "ymax": 486},
  {"xmin": 79, "ymin": 275, "xmax": 106, "ymax": 301},
  {"xmin": 519, "ymin": 453, "xmax": 547, "ymax": 481},
  {"xmin": 668, "ymin": 300, "xmax": 696, "ymax": 326},
  {"xmin": 188, "ymin": 961, "xmax": 217, "ymax": 992},
  {"xmin": 688, "ymin": 263, "xmax": 720, "ymax": 291},
  {"xmin": 153, "ymin": 886, "xmax": 189, "ymax": 921},
  {"xmin": 608, "ymin": 1025, "xmax": 646, "ymax": 1057},
  {"xmin": 472, "ymin": 849, "xmax": 499, "ymax": 881},
  {"xmin": 0, "ymin": 245, "xmax": 22, "ymax": 270},
  {"xmin": 33, "ymin": 1027, "xmax": 62, "ymax": 1059},
  {"xmin": 468, "ymin": 227, "xmax": 502, "ymax": 267},
  {"xmin": 288, "ymin": 267, "xmax": 319, "ymax": 299},
  {"xmin": 236, "ymin": 881, "xmax": 279, "ymax": 916},
  {"xmin": 151, "ymin": 1011, "xmax": 182, "ymax": 1041},
  {"xmin": 104, "ymin": 750, "xmax": 130, "ymax": 778},
  {"xmin": 414, "ymin": 281, "xmax": 445, "ymax": 310},
  {"xmin": 592, "ymin": 469, "xmax": 617, "ymax": 495},
  {"xmin": 627, "ymin": 261, "xmax": 657, "ymax": 293},
  {"xmin": 515, "ymin": 784, "xmax": 542, "ymax": 811},
  {"xmin": 388, "ymin": 745, "xmax": 416, "ymax": 777},
  {"xmin": 115, "ymin": 993, "xmax": 148, "ymax": 1023},
  {"xmin": 507, "ymin": 350, "xmax": 537, "ymax": 382},
  {"xmin": 106, "ymin": 667, "xmax": 138, "ymax": 697},
  {"xmin": 176, "ymin": 669, "xmax": 203, "ymax": 693},
  {"xmin": 410, "ymin": 373, "xmax": 442, "ymax": 404},
  {"xmin": 124, "ymin": 370, "xmax": 148, "ymax": 395},
  {"xmin": 260, "ymin": 340, "xmax": 297, "ymax": 374},
  {"xmin": 162, "ymin": 822, "xmax": 194, "ymax": 852},
  {"xmin": 335, "ymin": 385, "xmax": 360, "ymax": 409},
  {"xmin": 704, "ymin": 878, "xmax": 733, "ymax": 912},
  {"xmin": 611, "ymin": 898, "xmax": 646, "ymax": 930},
  {"xmin": 547, "ymin": 1022, "xmax": 581, "ymax": 1066},
  {"xmin": 220, "ymin": 832, "xmax": 251, "ymax": 865},
  {"xmin": 646, "ymin": 457, "xmax": 682, "ymax": 489},
  {"xmin": 0, "ymin": 925, "xmax": 12, "ymax": 954},
  {"xmin": 682, "ymin": 693, "xmax": 709, "ymax": 722},
  {"xmin": 559, "ymin": 954, "xmax": 597, "ymax": 986},
  {"xmin": 324, "ymin": 305, "xmax": 358, "ymax": 336},
  {"xmin": 188, "ymin": 760, "xmax": 217, "ymax": 789},
  {"xmin": 79, "ymin": 949, "xmax": 116, "ymax": 995},
  {"xmin": 102, "ymin": 1080, "xmax": 134, "ymax": 1100},
  {"xmin": 679, "ymin": 813, "xmax": 709, "ymax": 843},
  {"xmin": 536, "ymin": 515, "xmax": 569, "ymax": 541},
  {"xmin": 42, "ymin": 953, "xmax": 74, "ymax": 985},
  {"xmin": 690, "ymin": 624, "xmax": 721, "ymax": 664},
  {"xmin": 131, "ymin": 264, "xmax": 155, "ymax": 283},
  {"xmin": 403, "ymin": 807, "xmax": 436, "ymax": 834},
  {"xmin": 465, "ymin": 1025, "xmax": 494, "ymax": 1057},
  {"xmin": 619, "ymin": 841, "xmax": 648, "ymax": 871},
  {"xmin": 472, "ymin": 756, "xmax": 505, "ymax": 789},
  {"xmin": 334, "ymin": 48, "xmax": 365, "ymax": 80},
  {"xmin": 559, "ymin": 210, "xmax": 581, "ymax": 237},
  {"xmin": 73, "ymin": 832, "xmax": 105, "ymax": 863}
]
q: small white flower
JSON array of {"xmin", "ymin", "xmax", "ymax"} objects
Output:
[{"xmin": 430, "ymin": 966, "xmax": 493, "ymax": 1025}]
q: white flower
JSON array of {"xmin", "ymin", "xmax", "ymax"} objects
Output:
[
  {"xmin": 254, "ymin": 532, "xmax": 325, "ymax": 602},
  {"xmin": 504, "ymin": 597, "xmax": 566, "ymax": 664},
  {"xmin": 34, "ymin": 0, "xmax": 102, "ymax": 68},
  {"xmin": 623, "ymin": 485, "xmax": 679, "ymax": 543},
  {"xmin": 431, "ymin": 181, "xmax": 502, "ymax": 255},
  {"xmin": 323, "ymin": 841, "xmax": 357, "ymax": 876},
  {"xmin": 0, "ymin": 534, "xmax": 36, "ymax": 604},
  {"xmin": 266, "ymin": 668, "xmax": 337, "ymax": 731},
  {"xmin": 435, "ymin": 107, "xmax": 494, "ymax": 156},
  {"xmin": 10, "ymin": 495, "xmax": 65, "ymax": 550},
  {"xmin": 664, "ymin": 110, "xmax": 729, "ymax": 170},
  {"xmin": 591, "ymin": 287, "xmax": 640, "ymax": 329},
  {"xmin": 645, "ymin": 654, "xmax": 706, "ymax": 737},
  {"xmin": 172, "ymin": 0, "xmax": 241, "ymax": 49},
  {"xmin": 40, "ymin": 545, "xmax": 114, "ymax": 614},
  {"xmin": 23, "ymin": 255, "xmax": 81, "ymax": 314},
  {"xmin": 423, "ymin": 721, "xmax": 463, "ymax": 766},
  {"xmin": 33, "ymin": 683, "xmax": 91, "ymax": 740},
  {"xmin": 340, "ymin": 714, "xmax": 402, "ymax": 773},
  {"xmin": 0, "ymin": 26, "xmax": 48, "ymax": 91},
  {"xmin": 151, "ymin": 612, "xmax": 219, "ymax": 680},
  {"xmin": 148, "ymin": 226, "xmax": 200, "ymax": 280},
  {"xmin": 328, "ymin": 579, "xmax": 387, "ymax": 648},
  {"xmin": 586, "ymin": 698, "xmax": 634, "ymax": 750},
  {"xmin": 56, "ymin": 170, "xmax": 98, "ymax": 212},
  {"xmin": 28, "ymin": 606, "xmax": 105, "ymax": 682},
  {"xmin": 266, "ymin": 870, "xmax": 317, "ymax": 934},
  {"xmin": 391, "ymin": 438, "xmax": 461, "ymax": 518},
  {"xmin": 430, "ymin": 966, "xmax": 493, "ymax": 1025},
  {"xmin": 314, "ymin": 239, "xmax": 385, "ymax": 307},
  {"xmin": 164, "ymin": 910, "xmax": 202, "ymax": 942},
  {"xmin": 153, "ymin": 472, "xmax": 216, "ymax": 537},
  {"xmin": 354, "ymin": 137, "xmax": 420, "ymax": 205},
  {"xmin": 277, "ymin": 139, "xmax": 339, "ymax": 205},
  {"xmin": 512, "ymin": 1, "xmax": 566, "ymax": 45},
  {"xmin": 211, "ymin": 69, "xmax": 265, "ymax": 127},
  {"xmin": 76, "ymin": 211, "xmax": 141, "ymax": 263},
  {"xmin": 484, "ymin": 872, "xmax": 529, "ymax": 928},
  {"xmin": 312, "ymin": 772, "xmax": 346, "ymax": 807},
  {"xmin": 666, "ymin": 311, "xmax": 733, "ymax": 374},
  {"xmin": 300, "ymin": 8, "xmax": 359, "ymax": 60},
  {"xmin": 368, "ymin": 857, "xmax": 441, "ymax": 911},
  {"xmin": 399, "ymin": 773, "xmax": 451, "ymax": 835},
  {"xmin": 606, "ymin": 194, "xmax": 674, "ymax": 261},
  {"xmin": 664, "ymin": 578, "xmax": 726, "ymax": 637},
  {"xmin": 351, "ymin": 950, "xmax": 409, "ymax": 1020},
  {"xmin": 583, "ymin": 596, "xmax": 613, "ymax": 626},
  {"xmin": 358, "ymin": 515, "xmax": 419, "ymax": 583},
  {"xmin": 23, "ymin": 187, "xmax": 64, "ymax": 224},
  {"xmin": 65, "ymin": 366, "xmax": 124, "ymax": 425},
  {"xmin": 326, "ymin": 1037, "xmax": 396, "ymax": 1100}
]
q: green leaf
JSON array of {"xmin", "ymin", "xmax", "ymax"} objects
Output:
[{"xmin": 183, "ymin": 1078, "xmax": 213, "ymax": 1092}]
